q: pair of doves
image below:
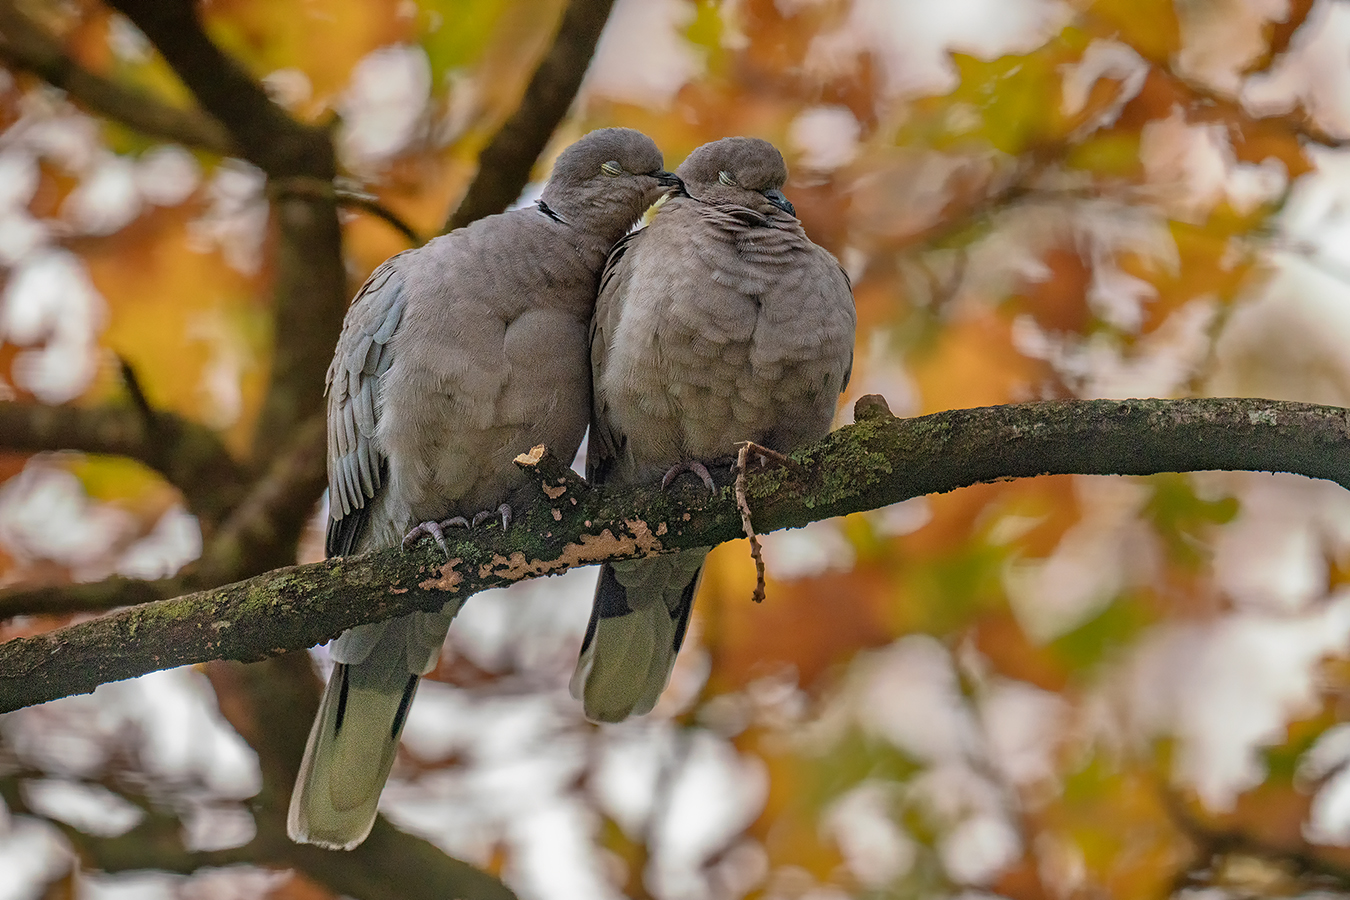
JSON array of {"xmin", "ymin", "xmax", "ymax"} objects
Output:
[{"xmin": 288, "ymin": 128, "xmax": 858, "ymax": 849}]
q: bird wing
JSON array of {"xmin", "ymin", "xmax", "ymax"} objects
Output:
[
  {"xmin": 324, "ymin": 258, "xmax": 408, "ymax": 557},
  {"xmin": 586, "ymin": 227, "xmax": 645, "ymax": 485}
]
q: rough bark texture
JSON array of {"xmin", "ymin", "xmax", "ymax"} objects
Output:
[{"xmin": 4, "ymin": 395, "xmax": 1348, "ymax": 713}]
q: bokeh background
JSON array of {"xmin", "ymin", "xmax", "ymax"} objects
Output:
[{"xmin": 5, "ymin": 0, "xmax": 1350, "ymax": 897}]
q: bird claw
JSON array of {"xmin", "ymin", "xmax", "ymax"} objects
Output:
[
  {"xmin": 403, "ymin": 503, "xmax": 512, "ymax": 555},
  {"xmin": 661, "ymin": 460, "xmax": 717, "ymax": 494},
  {"xmin": 471, "ymin": 503, "xmax": 512, "ymax": 530},
  {"xmin": 401, "ymin": 515, "xmax": 470, "ymax": 556}
]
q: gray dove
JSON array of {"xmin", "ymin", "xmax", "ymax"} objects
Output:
[
  {"xmin": 289, "ymin": 127, "xmax": 678, "ymax": 849},
  {"xmin": 570, "ymin": 136, "xmax": 857, "ymax": 723}
]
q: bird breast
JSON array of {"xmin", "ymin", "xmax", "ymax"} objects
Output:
[{"xmin": 603, "ymin": 214, "xmax": 849, "ymax": 472}]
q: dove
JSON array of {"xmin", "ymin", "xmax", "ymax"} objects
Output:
[
  {"xmin": 289, "ymin": 127, "xmax": 678, "ymax": 849},
  {"xmin": 571, "ymin": 136, "xmax": 856, "ymax": 723}
]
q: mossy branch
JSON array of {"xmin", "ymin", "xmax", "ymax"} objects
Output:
[{"xmin": 2, "ymin": 395, "xmax": 1349, "ymax": 713}]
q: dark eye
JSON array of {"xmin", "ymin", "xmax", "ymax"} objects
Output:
[
  {"xmin": 601, "ymin": 161, "xmax": 623, "ymax": 177},
  {"xmin": 718, "ymin": 170, "xmax": 737, "ymax": 186}
]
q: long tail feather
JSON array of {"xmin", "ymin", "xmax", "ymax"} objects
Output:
[
  {"xmin": 288, "ymin": 606, "xmax": 456, "ymax": 849},
  {"xmin": 571, "ymin": 549, "xmax": 706, "ymax": 723}
]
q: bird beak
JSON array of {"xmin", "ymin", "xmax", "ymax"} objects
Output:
[
  {"xmin": 656, "ymin": 171, "xmax": 686, "ymax": 195},
  {"xmin": 764, "ymin": 188, "xmax": 795, "ymax": 217}
]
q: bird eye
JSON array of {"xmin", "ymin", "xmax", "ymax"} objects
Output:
[
  {"xmin": 601, "ymin": 161, "xmax": 624, "ymax": 177},
  {"xmin": 718, "ymin": 170, "xmax": 737, "ymax": 187}
]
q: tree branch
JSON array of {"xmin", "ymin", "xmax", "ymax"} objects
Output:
[
  {"xmin": 105, "ymin": 0, "xmax": 329, "ymax": 179},
  {"xmin": 442, "ymin": 0, "xmax": 617, "ymax": 232},
  {"xmin": 0, "ymin": 704, "xmax": 518, "ymax": 900},
  {"xmin": 0, "ymin": 414, "xmax": 323, "ymax": 619},
  {"xmin": 192, "ymin": 413, "xmax": 326, "ymax": 584},
  {"xmin": 104, "ymin": 0, "xmax": 347, "ymax": 464},
  {"xmin": 0, "ymin": 0, "xmax": 234, "ymax": 155},
  {"xmin": 279, "ymin": 817, "xmax": 518, "ymax": 900},
  {"xmin": 0, "ymin": 574, "xmax": 181, "ymax": 620},
  {"xmin": 0, "ymin": 401, "xmax": 246, "ymax": 524},
  {"xmin": 201, "ymin": 656, "xmax": 517, "ymax": 900},
  {"xmin": 3, "ymin": 396, "xmax": 1349, "ymax": 712}
]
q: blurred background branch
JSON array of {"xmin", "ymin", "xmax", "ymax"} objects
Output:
[
  {"xmin": 0, "ymin": 399, "xmax": 246, "ymax": 523},
  {"xmin": 104, "ymin": 0, "xmax": 345, "ymax": 466},
  {"xmin": 443, "ymin": 0, "xmax": 617, "ymax": 232},
  {"xmin": 0, "ymin": 0, "xmax": 234, "ymax": 154}
]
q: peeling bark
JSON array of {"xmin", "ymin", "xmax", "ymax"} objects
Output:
[{"xmin": 3, "ymin": 395, "xmax": 1348, "ymax": 713}]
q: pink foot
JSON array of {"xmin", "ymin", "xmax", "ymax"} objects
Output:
[
  {"xmin": 401, "ymin": 516, "xmax": 469, "ymax": 555},
  {"xmin": 661, "ymin": 460, "xmax": 717, "ymax": 494}
]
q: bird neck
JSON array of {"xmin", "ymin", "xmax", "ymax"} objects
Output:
[{"xmin": 539, "ymin": 189, "xmax": 647, "ymax": 251}]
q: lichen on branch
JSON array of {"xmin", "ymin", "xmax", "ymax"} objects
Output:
[{"xmin": 2, "ymin": 395, "xmax": 1349, "ymax": 713}]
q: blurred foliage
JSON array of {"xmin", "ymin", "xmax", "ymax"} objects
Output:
[{"xmin": 4, "ymin": 0, "xmax": 1350, "ymax": 898}]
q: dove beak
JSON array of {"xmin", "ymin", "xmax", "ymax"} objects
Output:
[
  {"xmin": 656, "ymin": 171, "xmax": 686, "ymax": 195},
  {"xmin": 763, "ymin": 188, "xmax": 795, "ymax": 217}
]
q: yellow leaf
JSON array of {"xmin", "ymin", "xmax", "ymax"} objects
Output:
[{"xmin": 1085, "ymin": 0, "xmax": 1182, "ymax": 63}]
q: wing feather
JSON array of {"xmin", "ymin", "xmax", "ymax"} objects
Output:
[
  {"xmin": 587, "ymin": 229, "xmax": 645, "ymax": 485},
  {"xmin": 325, "ymin": 259, "xmax": 409, "ymax": 557}
]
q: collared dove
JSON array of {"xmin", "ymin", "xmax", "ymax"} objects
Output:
[
  {"xmin": 571, "ymin": 136, "xmax": 857, "ymax": 723},
  {"xmin": 289, "ymin": 127, "xmax": 678, "ymax": 849}
]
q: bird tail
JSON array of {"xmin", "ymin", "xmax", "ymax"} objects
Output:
[
  {"xmin": 288, "ymin": 606, "xmax": 457, "ymax": 849},
  {"xmin": 570, "ymin": 549, "xmax": 707, "ymax": 723}
]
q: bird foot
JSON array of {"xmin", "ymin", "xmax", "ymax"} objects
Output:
[
  {"xmin": 401, "ymin": 516, "xmax": 471, "ymax": 556},
  {"xmin": 661, "ymin": 460, "xmax": 717, "ymax": 494},
  {"xmin": 471, "ymin": 503, "xmax": 512, "ymax": 530},
  {"xmin": 402, "ymin": 503, "xmax": 513, "ymax": 556}
]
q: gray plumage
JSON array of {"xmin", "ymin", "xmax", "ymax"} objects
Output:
[
  {"xmin": 289, "ymin": 127, "xmax": 675, "ymax": 849},
  {"xmin": 570, "ymin": 137, "xmax": 857, "ymax": 723}
]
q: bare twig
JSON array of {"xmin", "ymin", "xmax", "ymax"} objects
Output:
[
  {"xmin": 734, "ymin": 442, "xmax": 766, "ymax": 604},
  {"xmin": 1163, "ymin": 786, "xmax": 1350, "ymax": 890},
  {"xmin": 105, "ymin": 0, "xmax": 346, "ymax": 465},
  {"xmin": 336, "ymin": 190, "xmax": 423, "ymax": 245},
  {"xmin": 116, "ymin": 357, "xmax": 155, "ymax": 427},
  {"xmin": 0, "ymin": 401, "xmax": 246, "ymax": 524},
  {"xmin": 272, "ymin": 176, "xmax": 424, "ymax": 246},
  {"xmin": 1160, "ymin": 64, "xmax": 1348, "ymax": 149},
  {"xmin": 443, "ymin": 0, "xmax": 617, "ymax": 232},
  {"xmin": 0, "ymin": 0, "xmax": 234, "ymax": 154}
]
